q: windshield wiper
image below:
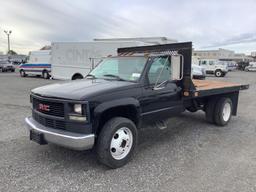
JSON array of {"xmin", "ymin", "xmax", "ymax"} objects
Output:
[
  {"xmin": 86, "ymin": 74, "xmax": 96, "ymax": 79},
  {"xmin": 103, "ymin": 74, "xmax": 125, "ymax": 81}
]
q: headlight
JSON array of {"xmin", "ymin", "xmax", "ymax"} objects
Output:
[
  {"xmin": 74, "ymin": 104, "xmax": 82, "ymax": 114},
  {"xmin": 69, "ymin": 103, "xmax": 88, "ymax": 122}
]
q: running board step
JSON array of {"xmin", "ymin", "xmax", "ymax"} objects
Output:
[{"xmin": 155, "ymin": 120, "xmax": 168, "ymax": 130}]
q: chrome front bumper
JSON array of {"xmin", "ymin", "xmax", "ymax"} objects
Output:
[{"xmin": 25, "ymin": 117, "xmax": 95, "ymax": 150}]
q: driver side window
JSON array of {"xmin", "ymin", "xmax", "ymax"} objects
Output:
[{"xmin": 148, "ymin": 57, "xmax": 172, "ymax": 85}]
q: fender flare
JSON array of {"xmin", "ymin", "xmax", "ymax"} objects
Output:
[{"xmin": 93, "ymin": 97, "xmax": 141, "ymax": 131}]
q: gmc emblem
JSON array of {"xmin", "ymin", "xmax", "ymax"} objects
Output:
[{"xmin": 38, "ymin": 104, "xmax": 50, "ymax": 112}]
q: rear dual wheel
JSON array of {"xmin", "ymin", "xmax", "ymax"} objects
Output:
[
  {"xmin": 205, "ymin": 97, "xmax": 233, "ymax": 126},
  {"xmin": 20, "ymin": 70, "xmax": 27, "ymax": 77}
]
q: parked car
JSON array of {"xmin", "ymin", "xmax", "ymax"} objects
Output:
[
  {"xmin": 0, "ymin": 60, "xmax": 15, "ymax": 72},
  {"xmin": 25, "ymin": 42, "xmax": 248, "ymax": 168},
  {"xmin": 245, "ymin": 62, "xmax": 256, "ymax": 72},
  {"xmin": 192, "ymin": 64, "xmax": 206, "ymax": 79}
]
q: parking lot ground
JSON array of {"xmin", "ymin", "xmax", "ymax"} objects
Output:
[{"xmin": 0, "ymin": 71, "xmax": 256, "ymax": 192}]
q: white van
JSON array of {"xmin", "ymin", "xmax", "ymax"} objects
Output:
[
  {"xmin": 51, "ymin": 41, "xmax": 150, "ymax": 80},
  {"xmin": 19, "ymin": 50, "xmax": 51, "ymax": 79}
]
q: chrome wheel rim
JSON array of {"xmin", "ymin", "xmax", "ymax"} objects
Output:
[
  {"xmin": 223, "ymin": 102, "xmax": 231, "ymax": 122},
  {"xmin": 110, "ymin": 127, "xmax": 133, "ymax": 160},
  {"xmin": 216, "ymin": 71, "xmax": 221, "ymax": 76}
]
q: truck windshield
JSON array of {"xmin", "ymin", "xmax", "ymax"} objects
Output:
[{"xmin": 89, "ymin": 57, "xmax": 147, "ymax": 81}]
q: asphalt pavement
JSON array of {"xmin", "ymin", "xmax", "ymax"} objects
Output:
[{"xmin": 0, "ymin": 71, "xmax": 255, "ymax": 192}]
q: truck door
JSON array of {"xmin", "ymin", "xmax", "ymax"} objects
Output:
[{"xmin": 140, "ymin": 56, "xmax": 184, "ymax": 122}]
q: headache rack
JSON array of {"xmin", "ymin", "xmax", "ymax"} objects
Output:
[
  {"xmin": 118, "ymin": 42, "xmax": 196, "ymax": 96},
  {"xmin": 118, "ymin": 42, "xmax": 249, "ymax": 98}
]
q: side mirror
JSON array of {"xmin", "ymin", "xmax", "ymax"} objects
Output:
[{"xmin": 171, "ymin": 55, "xmax": 183, "ymax": 80}]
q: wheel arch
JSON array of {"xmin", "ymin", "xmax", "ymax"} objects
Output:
[
  {"xmin": 93, "ymin": 98, "xmax": 141, "ymax": 134},
  {"xmin": 42, "ymin": 68, "xmax": 49, "ymax": 73},
  {"xmin": 72, "ymin": 73, "xmax": 83, "ymax": 80}
]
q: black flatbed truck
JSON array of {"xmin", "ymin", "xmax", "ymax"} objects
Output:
[{"xmin": 25, "ymin": 42, "xmax": 248, "ymax": 168}]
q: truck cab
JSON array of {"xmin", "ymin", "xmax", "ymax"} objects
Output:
[{"xmin": 25, "ymin": 42, "xmax": 248, "ymax": 168}]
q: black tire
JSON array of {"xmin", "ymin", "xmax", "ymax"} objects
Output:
[
  {"xmin": 11, "ymin": 69, "xmax": 15, "ymax": 72},
  {"xmin": 214, "ymin": 97, "xmax": 233, "ymax": 126},
  {"xmin": 20, "ymin": 70, "xmax": 26, "ymax": 77},
  {"xmin": 215, "ymin": 70, "xmax": 223, "ymax": 77},
  {"xmin": 96, "ymin": 117, "xmax": 138, "ymax": 169},
  {"xmin": 205, "ymin": 98, "xmax": 217, "ymax": 123},
  {"xmin": 42, "ymin": 70, "xmax": 50, "ymax": 79}
]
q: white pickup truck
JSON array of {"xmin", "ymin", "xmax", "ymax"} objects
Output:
[{"xmin": 199, "ymin": 59, "xmax": 228, "ymax": 77}]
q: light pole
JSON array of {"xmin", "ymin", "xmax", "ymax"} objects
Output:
[{"xmin": 4, "ymin": 30, "xmax": 12, "ymax": 53}]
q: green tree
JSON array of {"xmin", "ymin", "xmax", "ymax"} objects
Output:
[{"xmin": 7, "ymin": 50, "xmax": 17, "ymax": 55}]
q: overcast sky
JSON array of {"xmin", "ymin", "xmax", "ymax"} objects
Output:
[{"xmin": 0, "ymin": 0, "xmax": 256, "ymax": 54}]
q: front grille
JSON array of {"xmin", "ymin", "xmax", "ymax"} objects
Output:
[
  {"xmin": 33, "ymin": 112, "xmax": 66, "ymax": 130},
  {"xmin": 32, "ymin": 97, "xmax": 64, "ymax": 117}
]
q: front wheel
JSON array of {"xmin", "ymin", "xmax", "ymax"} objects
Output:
[
  {"xmin": 20, "ymin": 70, "xmax": 26, "ymax": 77},
  {"xmin": 96, "ymin": 117, "xmax": 137, "ymax": 169}
]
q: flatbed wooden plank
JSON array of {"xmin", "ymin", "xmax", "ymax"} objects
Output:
[{"xmin": 193, "ymin": 80, "xmax": 241, "ymax": 91}]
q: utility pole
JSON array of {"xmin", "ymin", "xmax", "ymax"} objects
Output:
[{"xmin": 4, "ymin": 30, "xmax": 12, "ymax": 54}]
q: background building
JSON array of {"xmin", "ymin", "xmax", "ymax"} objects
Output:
[{"xmin": 193, "ymin": 48, "xmax": 252, "ymax": 62}]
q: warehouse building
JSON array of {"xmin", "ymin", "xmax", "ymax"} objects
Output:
[{"xmin": 193, "ymin": 48, "xmax": 252, "ymax": 62}]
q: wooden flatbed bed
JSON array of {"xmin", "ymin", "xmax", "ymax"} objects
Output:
[
  {"xmin": 189, "ymin": 80, "xmax": 248, "ymax": 98},
  {"xmin": 193, "ymin": 80, "xmax": 241, "ymax": 91}
]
